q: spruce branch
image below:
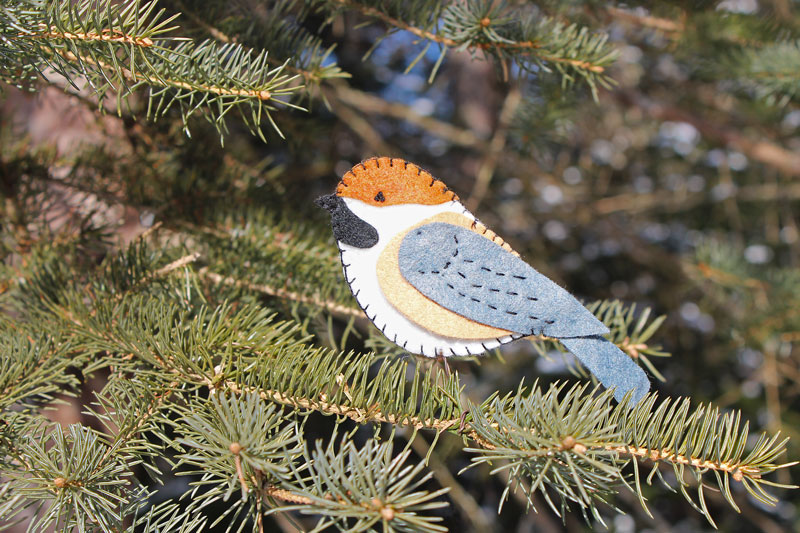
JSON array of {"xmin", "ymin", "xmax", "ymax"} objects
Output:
[
  {"xmin": 219, "ymin": 378, "xmax": 462, "ymax": 434},
  {"xmin": 1, "ymin": 424, "xmax": 136, "ymax": 531},
  {"xmin": 27, "ymin": 23, "xmax": 157, "ymax": 47},
  {"xmin": 199, "ymin": 268, "xmax": 365, "ymax": 321},
  {"xmin": 731, "ymin": 39, "xmax": 800, "ymax": 105},
  {"xmin": 275, "ymin": 436, "xmax": 450, "ymax": 533},
  {"xmin": 218, "ymin": 366, "xmax": 793, "ymax": 525},
  {"xmin": 319, "ymin": 0, "xmax": 617, "ymax": 91},
  {"xmin": 173, "ymin": 0, "xmax": 349, "ymax": 90},
  {"xmin": 82, "ymin": 376, "xmax": 180, "ymax": 475},
  {"xmin": 168, "ymin": 392, "xmax": 304, "ymax": 528},
  {"xmin": 153, "ymin": 316, "xmax": 785, "ymax": 527},
  {"xmin": 1, "ymin": 231, "xmax": 794, "ymax": 528},
  {"xmin": 1, "ymin": 0, "xmax": 305, "ymax": 142},
  {"xmin": 160, "ymin": 389, "xmax": 451, "ymax": 532},
  {"xmin": 467, "ymin": 383, "xmax": 796, "ymax": 525},
  {"xmin": 0, "ymin": 327, "xmax": 79, "ymax": 411},
  {"xmin": 689, "ymin": 239, "xmax": 800, "ymax": 350}
]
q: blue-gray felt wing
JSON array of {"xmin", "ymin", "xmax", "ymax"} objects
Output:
[{"xmin": 398, "ymin": 222, "xmax": 609, "ymax": 338}]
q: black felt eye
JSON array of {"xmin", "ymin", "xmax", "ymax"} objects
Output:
[{"xmin": 374, "ymin": 191, "xmax": 386, "ymax": 202}]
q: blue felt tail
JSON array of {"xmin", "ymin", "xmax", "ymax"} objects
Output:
[{"xmin": 559, "ymin": 336, "xmax": 649, "ymax": 405}]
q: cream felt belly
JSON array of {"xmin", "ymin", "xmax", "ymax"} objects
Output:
[{"xmin": 376, "ymin": 212, "xmax": 515, "ymax": 339}]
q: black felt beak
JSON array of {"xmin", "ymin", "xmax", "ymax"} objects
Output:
[
  {"xmin": 315, "ymin": 193, "xmax": 379, "ymax": 249},
  {"xmin": 315, "ymin": 194, "xmax": 338, "ymax": 212}
]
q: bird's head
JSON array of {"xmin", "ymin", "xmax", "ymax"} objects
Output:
[{"xmin": 316, "ymin": 157, "xmax": 459, "ymax": 248}]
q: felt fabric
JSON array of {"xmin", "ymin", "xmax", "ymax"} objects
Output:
[
  {"xmin": 337, "ymin": 157, "xmax": 458, "ymax": 207},
  {"xmin": 399, "ymin": 223, "xmax": 610, "ymax": 338},
  {"xmin": 559, "ymin": 336, "xmax": 650, "ymax": 404},
  {"xmin": 468, "ymin": 221, "xmax": 519, "ymax": 256},
  {"xmin": 335, "ymin": 199, "xmax": 524, "ymax": 357},
  {"xmin": 316, "ymin": 194, "xmax": 378, "ymax": 249},
  {"xmin": 376, "ymin": 211, "xmax": 513, "ymax": 339}
]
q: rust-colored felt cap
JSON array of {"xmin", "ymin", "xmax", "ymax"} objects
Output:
[{"xmin": 337, "ymin": 157, "xmax": 458, "ymax": 207}]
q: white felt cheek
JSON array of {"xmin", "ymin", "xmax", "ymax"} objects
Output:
[
  {"xmin": 342, "ymin": 199, "xmax": 473, "ymax": 243},
  {"xmin": 337, "ymin": 200, "xmax": 523, "ymax": 357}
]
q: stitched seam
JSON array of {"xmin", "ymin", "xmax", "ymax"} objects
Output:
[{"xmin": 415, "ymin": 233, "xmax": 554, "ymax": 331}]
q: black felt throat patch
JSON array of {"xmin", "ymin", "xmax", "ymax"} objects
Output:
[{"xmin": 315, "ymin": 194, "xmax": 379, "ymax": 248}]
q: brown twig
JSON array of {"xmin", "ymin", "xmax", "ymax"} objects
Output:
[
  {"xmin": 151, "ymin": 252, "xmax": 202, "ymax": 280},
  {"xmin": 198, "ymin": 268, "xmax": 365, "ymax": 320},
  {"xmin": 175, "ymin": 0, "xmax": 330, "ymax": 86},
  {"xmin": 609, "ymin": 444, "xmax": 762, "ymax": 478},
  {"xmin": 590, "ymin": 182, "xmax": 800, "ymax": 216},
  {"xmin": 331, "ymin": 84, "xmax": 483, "ymax": 148},
  {"xmin": 222, "ymin": 378, "xmax": 462, "ymax": 432},
  {"xmin": 219, "ymin": 379, "xmax": 768, "ymax": 480},
  {"xmin": 137, "ymin": 221, "xmax": 163, "ymax": 241},
  {"xmin": 58, "ymin": 50, "xmax": 276, "ymax": 101},
  {"xmin": 693, "ymin": 261, "xmax": 768, "ymax": 291},
  {"xmin": 617, "ymin": 92, "xmax": 800, "ymax": 176},
  {"xmin": 466, "ymin": 86, "xmax": 522, "ymax": 211},
  {"xmin": 230, "ymin": 443, "xmax": 249, "ymax": 500},
  {"xmin": 89, "ymin": 380, "xmax": 180, "ymax": 477},
  {"xmin": 263, "ymin": 486, "xmax": 314, "ymax": 505},
  {"xmin": 173, "ymin": 0, "xmax": 234, "ymax": 44},
  {"xmin": 109, "ymin": 252, "xmax": 201, "ymax": 300},
  {"xmin": 408, "ymin": 431, "xmax": 494, "ymax": 531},
  {"xmin": 605, "ymin": 7, "xmax": 683, "ymax": 34},
  {"xmin": 16, "ymin": 24, "xmax": 155, "ymax": 47},
  {"xmin": 332, "ymin": 0, "xmax": 606, "ymax": 73},
  {"xmin": 178, "ymin": 222, "xmax": 336, "ymax": 262},
  {"xmin": 327, "ymin": 96, "xmax": 396, "ymax": 155}
]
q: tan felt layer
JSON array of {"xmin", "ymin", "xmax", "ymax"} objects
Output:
[{"xmin": 377, "ymin": 212, "xmax": 513, "ymax": 340}]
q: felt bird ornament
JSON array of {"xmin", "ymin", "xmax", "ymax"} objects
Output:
[{"xmin": 316, "ymin": 157, "xmax": 649, "ymax": 403}]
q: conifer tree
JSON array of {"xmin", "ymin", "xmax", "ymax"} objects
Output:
[{"xmin": 1, "ymin": 1, "xmax": 798, "ymax": 531}]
